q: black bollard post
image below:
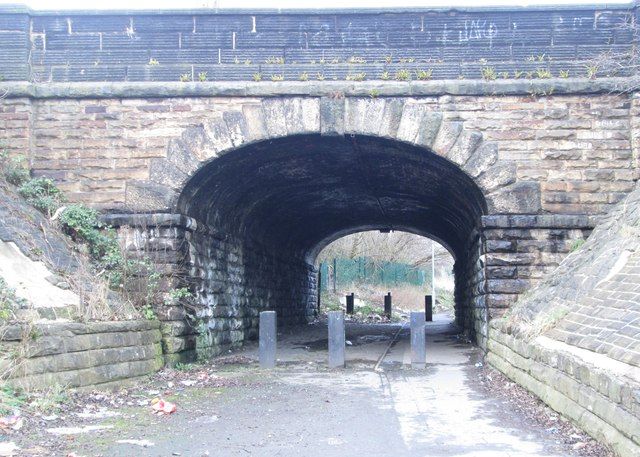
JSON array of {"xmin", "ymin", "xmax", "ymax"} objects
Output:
[
  {"xmin": 346, "ymin": 293, "xmax": 355, "ymax": 315},
  {"xmin": 384, "ymin": 292, "xmax": 392, "ymax": 319},
  {"xmin": 425, "ymin": 295, "xmax": 433, "ymax": 322}
]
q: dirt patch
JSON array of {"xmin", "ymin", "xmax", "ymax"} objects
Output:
[{"xmin": 0, "ymin": 362, "xmax": 254, "ymax": 456}]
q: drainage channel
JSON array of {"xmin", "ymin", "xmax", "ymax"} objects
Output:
[{"xmin": 373, "ymin": 322, "xmax": 408, "ymax": 372}]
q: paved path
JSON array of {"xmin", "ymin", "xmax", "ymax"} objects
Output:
[{"xmin": 80, "ymin": 314, "xmax": 584, "ymax": 457}]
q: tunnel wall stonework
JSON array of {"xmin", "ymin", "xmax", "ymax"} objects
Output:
[
  {"xmin": 1, "ymin": 87, "xmax": 636, "ymax": 359},
  {"xmin": 105, "ymin": 213, "xmax": 317, "ymax": 363}
]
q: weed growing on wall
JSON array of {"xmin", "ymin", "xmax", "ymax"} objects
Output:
[
  {"xmin": 570, "ymin": 239, "xmax": 586, "ymax": 252},
  {"xmin": 58, "ymin": 205, "xmax": 116, "ymax": 258}
]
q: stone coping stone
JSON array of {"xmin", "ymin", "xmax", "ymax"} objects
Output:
[
  {"xmin": 22, "ymin": 329, "xmax": 161, "ymax": 358},
  {"xmin": 14, "ymin": 342, "xmax": 162, "ymax": 376},
  {"xmin": 0, "ymin": 319, "xmax": 161, "ymax": 341},
  {"xmin": 0, "ymin": 77, "xmax": 634, "ymax": 99},
  {"xmin": 482, "ymin": 214, "xmax": 599, "ymax": 229}
]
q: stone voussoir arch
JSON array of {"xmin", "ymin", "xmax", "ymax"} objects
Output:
[{"xmin": 125, "ymin": 96, "xmax": 521, "ymax": 216}]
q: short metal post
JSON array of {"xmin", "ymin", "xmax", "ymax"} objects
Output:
[
  {"xmin": 425, "ymin": 295, "xmax": 433, "ymax": 322},
  {"xmin": 346, "ymin": 293, "xmax": 354, "ymax": 315},
  {"xmin": 259, "ymin": 311, "xmax": 276, "ymax": 368},
  {"xmin": 384, "ymin": 292, "xmax": 392, "ymax": 318},
  {"xmin": 328, "ymin": 311, "xmax": 345, "ymax": 368},
  {"xmin": 411, "ymin": 311, "xmax": 426, "ymax": 369}
]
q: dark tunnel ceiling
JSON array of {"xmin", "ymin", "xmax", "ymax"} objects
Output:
[{"xmin": 178, "ymin": 134, "xmax": 487, "ymax": 262}]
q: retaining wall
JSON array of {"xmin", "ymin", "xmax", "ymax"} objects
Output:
[
  {"xmin": 487, "ymin": 321, "xmax": 640, "ymax": 456},
  {"xmin": 0, "ymin": 320, "xmax": 164, "ymax": 390}
]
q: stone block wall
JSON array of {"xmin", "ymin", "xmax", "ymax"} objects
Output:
[
  {"xmin": 0, "ymin": 97, "xmax": 31, "ymax": 158},
  {"xmin": 106, "ymin": 213, "xmax": 316, "ymax": 364},
  {"xmin": 0, "ymin": 320, "xmax": 163, "ymax": 390},
  {"xmin": 488, "ymin": 322, "xmax": 640, "ymax": 456},
  {"xmin": 0, "ymin": 4, "xmax": 634, "ymax": 82},
  {"xmin": 486, "ymin": 181, "xmax": 640, "ymax": 456},
  {"xmin": 0, "ymin": 92, "xmax": 630, "ymax": 216}
]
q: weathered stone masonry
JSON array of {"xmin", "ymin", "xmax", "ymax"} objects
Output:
[
  {"xmin": 1, "ymin": 91, "xmax": 635, "ymax": 359},
  {"xmin": 0, "ymin": 5, "xmax": 638, "ymax": 360}
]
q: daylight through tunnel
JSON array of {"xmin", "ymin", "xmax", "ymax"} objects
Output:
[{"xmin": 176, "ymin": 134, "xmax": 488, "ymax": 350}]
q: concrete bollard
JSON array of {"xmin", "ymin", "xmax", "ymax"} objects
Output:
[
  {"xmin": 346, "ymin": 293, "xmax": 355, "ymax": 315},
  {"xmin": 410, "ymin": 311, "xmax": 426, "ymax": 369},
  {"xmin": 384, "ymin": 292, "xmax": 392, "ymax": 318},
  {"xmin": 259, "ymin": 311, "xmax": 277, "ymax": 368},
  {"xmin": 425, "ymin": 295, "xmax": 433, "ymax": 322},
  {"xmin": 328, "ymin": 310, "xmax": 345, "ymax": 368}
]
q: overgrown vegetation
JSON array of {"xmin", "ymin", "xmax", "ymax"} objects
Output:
[
  {"xmin": 0, "ymin": 152, "xmax": 29, "ymax": 186},
  {"xmin": 17, "ymin": 177, "xmax": 64, "ymax": 216},
  {"xmin": 0, "ymin": 147, "xmax": 194, "ymax": 325},
  {"xmin": 0, "ymin": 277, "xmax": 23, "ymax": 321}
]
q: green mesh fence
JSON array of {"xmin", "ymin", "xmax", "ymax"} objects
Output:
[{"xmin": 319, "ymin": 257, "xmax": 430, "ymax": 291}]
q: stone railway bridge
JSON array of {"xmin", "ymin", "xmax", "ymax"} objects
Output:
[{"xmin": 0, "ymin": 3, "xmax": 638, "ymax": 362}]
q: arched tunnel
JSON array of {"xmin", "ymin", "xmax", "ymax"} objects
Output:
[{"xmin": 175, "ymin": 133, "xmax": 488, "ymax": 345}]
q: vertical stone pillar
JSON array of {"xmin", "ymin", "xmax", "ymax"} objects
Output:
[
  {"xmin": 328, "ymin": 311, "xmax": 345, "ymax": 368},
  {"xmin": 410, "ymin": 311, "xmax": 426, "ymax": 369},
  {"xmin": 346, "ymin": 293, "xmax": 355, "ymax": 314},
  {"xmin": 384, "ymin": 292, "xmax": 392, "ymax": 318},
  {"xmin": 259, "ymin": 311, "xmax": 277, "ymax": 368},
  {"xmin": 425, "ymin": 295, "xmax": 433, "ymax": 322}
]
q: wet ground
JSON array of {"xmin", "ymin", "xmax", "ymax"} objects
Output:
[{"xmin": 9, "ymin": 314, "xmax": 611, "ymax": 456}]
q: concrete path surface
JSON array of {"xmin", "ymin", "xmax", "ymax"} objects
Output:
[{"xmin": 70, "ymin": 314, "xmax": 592, "ymax": 457}]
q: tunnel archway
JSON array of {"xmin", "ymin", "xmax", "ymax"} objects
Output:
[{"xmin": 175, "ymin": 133, "xmax": 488, "ymax": 343}]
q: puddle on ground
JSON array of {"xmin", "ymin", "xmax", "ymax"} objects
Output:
[{"xmin": 292, "ymin": 338, "xmax": 327, "ymax": 351}]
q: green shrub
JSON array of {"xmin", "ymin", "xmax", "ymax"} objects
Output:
[
  {"xmin": 0, "ymin": 152, "xmax": 29, "ymax": 186},
  {"xmin": 140, "ymin": 304, "xmax": 157, "ymax": 320},
  {"xmin": 17, "ymin": 177, "xmax": 64, "ymax": 215},
  {"xmin": 164, "ymin": 287, "xmax": 194, "ymax": 306},
  {"xmin": 58, "ymin": 204, "xmax": 118, "ymax": 259},
  {"xmin": 481, "ymin": 66, "xmax": 497, "ymax": 81},
  {"xmin": 57, "ymin": 205, "xmax": 162, "ymax": 310}
]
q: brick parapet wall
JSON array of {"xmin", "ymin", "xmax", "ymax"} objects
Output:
[{"xmin": 0, "ymin": 4, "xmax": 634, "ymax": 83}]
